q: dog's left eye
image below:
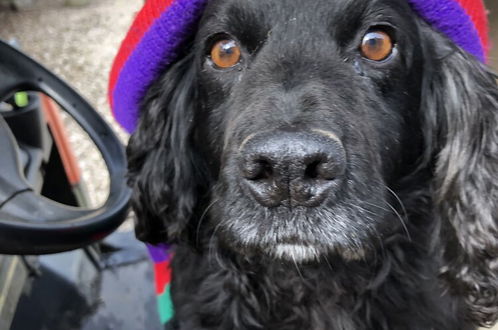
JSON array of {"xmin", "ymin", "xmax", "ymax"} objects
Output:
[
  {"xmin": 210, "ymin": 39, "xmax": 242, "ymax": 69},
  {"xmin": 360, "ymin": 29, "xmax": 394, "ymax": 62}
]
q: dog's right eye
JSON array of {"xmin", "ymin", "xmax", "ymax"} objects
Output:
[{"xmin": 209, "ymin": 39, "xmax": 242, "ymax": 69}]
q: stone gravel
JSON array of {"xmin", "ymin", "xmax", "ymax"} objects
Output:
[{"xmin": 0, "ymin": 0, "xmax": 140, "ymax": 207}]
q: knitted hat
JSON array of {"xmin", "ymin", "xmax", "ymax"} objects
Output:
[{"xmin": 109, "ymin": 0, "xmax": 489, "ymax": 133}]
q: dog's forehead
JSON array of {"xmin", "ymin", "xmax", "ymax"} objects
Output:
[
  {"xmin": 198, "ymin": 0, "xmax": 414, "ymax": 46},
  {"xmin": 201, "ymin": 0, "xmax": 409, "ymax": 29}
]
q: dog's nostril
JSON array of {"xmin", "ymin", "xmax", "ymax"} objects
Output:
[
  {"xmin": 243, "ymin": 158, "xmax": 273, "ymax": 181},
  {"xmin": 304, "ymin": 156, "xmax": 337, "ymax": 181},
  {"xmin": 304, "ymin": 160, "xmax": 321, "ymax": 180},
  {"xmin": 252, "ymin": 159, "xmax": 273, "ymax": 180}
]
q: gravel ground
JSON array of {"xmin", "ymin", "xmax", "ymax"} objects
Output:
[
  {"xmin": 0, "ymin": 0, "xmax": 139, "ymax": 208},
  {"xmin": 0, "ymin": 1, "xmax": 497, "ymax": 329}
]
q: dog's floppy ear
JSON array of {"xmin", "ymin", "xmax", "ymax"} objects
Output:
[
  {"xmin": 127, "ymin": 53, "xmax": 205, "ymax": 244},
  {"xmin": 422, "ymin": 31, "xmax": 498, "ymax": 326}
]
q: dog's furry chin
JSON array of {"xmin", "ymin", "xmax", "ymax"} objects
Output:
[
  {"xmin": 271, "ymin": 244, "xmax": 367, "ymax": 263},
  {"xmin": 272, "ymin": 244, "xmax": 321, "ymax": 262}
]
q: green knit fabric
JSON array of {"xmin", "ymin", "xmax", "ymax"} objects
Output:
[{"xmin": 158, "ymin": 284, "xmax": 174, "ymax": 324}]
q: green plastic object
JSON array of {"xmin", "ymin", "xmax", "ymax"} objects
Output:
[{"xmin": 14, "ymin": 92, "xmax": 29, "ymax": 108}]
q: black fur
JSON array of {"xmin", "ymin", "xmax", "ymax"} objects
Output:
[{"xmin": 127, "ymin": 0, "xmax": 498, "ymax": 328}]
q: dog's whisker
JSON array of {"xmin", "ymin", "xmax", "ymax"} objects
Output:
[
  {"xmin": 345, "ymin": 202, "xmax": 387, "ymax": 259},
  {"xmin": 384, "ymin": 186, "xmax": 411, "ymax": 241},
  {"xmin": 385, "ymin": 186, "xmax": 409, "ymax": 225},
  {"xmin": 196, "ymin": 198, "xmax": 220, "ymax": 246},
  {"xmin": 291, "ymin": 254, "xmax": 305, "ymax": 281},
  {"xmin": 207, "ymin": 222, "xmax": 224, "ymax": 269},
  {"xmin": 384, "ymin": 201, "xmax": 412, "ymax": 242},
  {"xmin": 362, "ymin": 200, "xmax": 411, "ymax": 241},
  {"xmin": 322, "ymin": 253, "xmax": 334, "ymax": 273},
  {"xmin": 346, "ymin": 201, "xmax": 380, "ymax": 218},
  {"xmin": 362, "ymin": 200, "xmax": 390, "ymax": 213},
  {"xmin": 372, "ymin": 226, "xmax": 386, "ymax": 264}
]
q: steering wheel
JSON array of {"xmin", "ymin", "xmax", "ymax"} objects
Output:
[{"xmin": 0, "ymin": 39, "xmax": 131, "ymax": 255}]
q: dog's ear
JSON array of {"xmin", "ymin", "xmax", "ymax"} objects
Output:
[
  {"xmin": 127, "ymin": 54, "xmax": 205, "ymax": 244},
  {"xmin": 421, "ymin": 31, "xmax": 498, "ymax": 326}
]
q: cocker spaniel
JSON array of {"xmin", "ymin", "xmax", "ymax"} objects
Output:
[{"xmin": 119, "ymin": 0, "xmax": 498, "ymax": 328}]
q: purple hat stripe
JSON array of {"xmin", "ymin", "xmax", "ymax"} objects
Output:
[
  {"xmin": 407, "ymin": 0, "xmax": 485, "ymax": 62},
  {"xmin": 112, "ymin": 0, "xmax": 208, "ymax": 133},
  {"xmin": 147, "ymin": 243, "xmax": 174, "ymax": 263}
]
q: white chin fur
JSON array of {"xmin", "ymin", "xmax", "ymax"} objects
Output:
[{"xmin": 272, "ymin": 244, "xmax": 320, "ymax": 262}]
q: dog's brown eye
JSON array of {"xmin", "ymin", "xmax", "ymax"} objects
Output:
[
  {"xmin": 360, "ymin": 30, "xmax": 393, "ymax": 62},
  {"xmin": 210, "ymin": 39, "xmax": 241, "ymax": 68}
]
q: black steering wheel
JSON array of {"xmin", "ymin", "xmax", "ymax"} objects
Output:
[{"xmin": 0, "ymin": 39, "xmax": 131, "ymax": 255}]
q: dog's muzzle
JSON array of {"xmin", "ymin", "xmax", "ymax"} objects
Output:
[{"xmin": 239, "ymin": 129, "xmax": 346, "ymax": 208}]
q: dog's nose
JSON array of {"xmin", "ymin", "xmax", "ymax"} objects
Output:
[{"xmin": 239, "ymin": 130, "xmax": 346, "ymax": 207}]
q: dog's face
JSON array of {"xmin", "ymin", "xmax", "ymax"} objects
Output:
[{"xmin": 194, "ymin": 0, "xmax": 423, "ymax": 261}]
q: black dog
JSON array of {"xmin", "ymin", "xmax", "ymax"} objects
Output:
[{"xmin": 127, "ymin": 0, "xmax": 498, "ymax": 328}]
